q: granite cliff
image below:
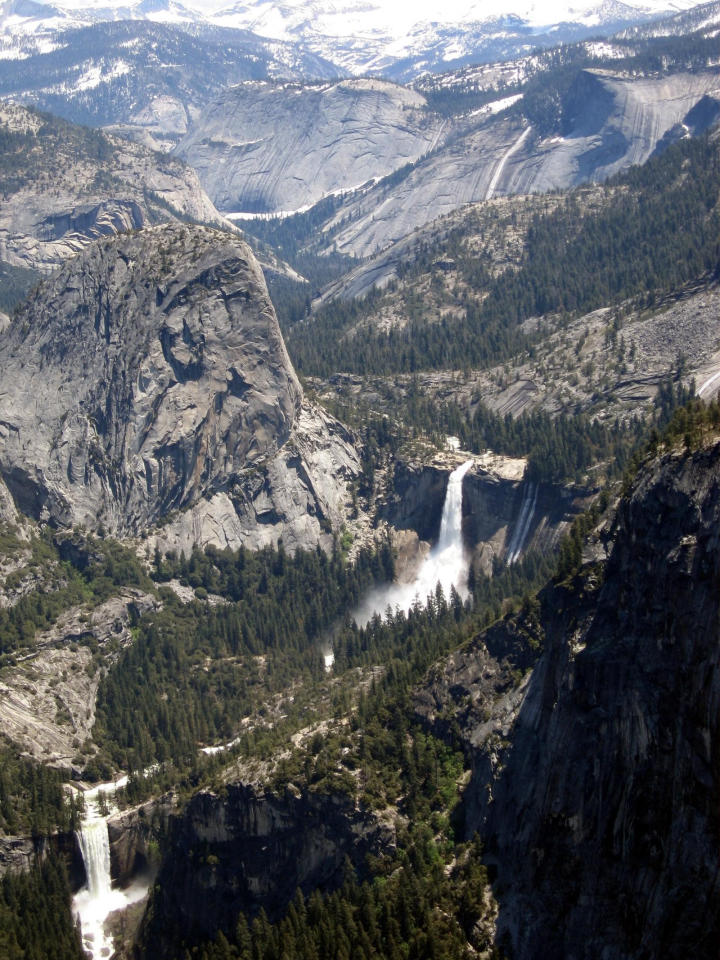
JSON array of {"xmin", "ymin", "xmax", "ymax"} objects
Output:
[
  {"xmin": 416, "ymin": 439, "xmax": 720, "ymax": 958},
  {"xmin": 138, "ymin": 781, "xmax": 395, "ymax": 957},
  {"xmin": 0, "ymin": 223, "xmax": 359, "ymax": 552},
  {"xmin": 173, "ymin": 78, "xmax": 446, "ymax": 215},
  {"xmin": 317, "ymin": 69, "xmax": 720, "ymax": 258},
  {"xmin": 0, "ymin": 103, "xmax": 231, "ymax": 286}
]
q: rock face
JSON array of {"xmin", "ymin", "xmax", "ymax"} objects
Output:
[
  {"xmin": 419, "ymin": 441, "xmax": 720, "ymax": 958},
  {"xmin": 313, "ymin": 70, "xmax": 720, "ymax": 259},
  {"xmin": 385, "ymin": 454, "xmax": 583, "ymax": 572},
  {"xmin": 139, "ymin": 782, "xmax": 395, "ymax": 958},
  {"xmin": 0, "ymin": 831, "xmax": 85, "ymax": 887},
  {"xmin": 0, "ymin": 588, "xmax": 158, "ymax": 765},
  {"xmin": 0, "ymin": 223, "xmax": 359, "ymax": 551},
  {"xmin": 174, "ymin": 78, "xmax": 446, "ymax": 214},
  {"xmin": 107, "ymin": 795, "xmax": 174, "ymax": 887},
  {"xmin": 0, "ymin": 103, "xmax": 231, "ymax": 283}
]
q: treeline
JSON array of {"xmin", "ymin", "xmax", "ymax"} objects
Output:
[
  {"xmin": 430, "ymin": 376, "xmax": 692, "ymax": 483},
  {"xmin": 173, "ymin": 838, "xmax": 493, "ymax": 960},
  {"xmin": 0, "ymin": 855, "xmax": 83, "ymax": 960},
  {"xmin": 150, "ymin": 691, "xmax": 492, "ymax": 960},
  {"xmin": 320, "ymin": 370, "xmax": 693, "ymax": 485},
  {"xmin": 287, "ymin": 131, "xmax": 720, "ymax": 378}
]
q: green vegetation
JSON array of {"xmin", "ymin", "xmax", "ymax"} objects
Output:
[
  {"xmin": 287, "ymin": 132, "xmax": 720, "ymax": 377},
  {"xmin": 0, "ymin": 530, "xmax": 153, "ymax": 658},
  {"xmin": 93, "ymin": 527, "xmax": 551, "ymax": 777},
  {"xmin": 176, "ymin": 836, "xmax": 494, "ymax": 960},
  {"xmin": 134, "ymin": 542, "xmax": 551, "ymax": 959},
  {"xmin": 0, "ymin": 743, "xmax": 85, "ymax": 836},
  {"xmin": 0, "ymin": 855, "xmax": 83, "ymax": 960},
  {"xmin": 319, "ymin": 367, "xmax": 694, "ymax": 486},
  {"xmin": 94, "ymin": 540, "xmax": 394, "ymax": 770},
  {"xmin": 0, "ymin": 110, "xmax": 115, "ymax": 196}
]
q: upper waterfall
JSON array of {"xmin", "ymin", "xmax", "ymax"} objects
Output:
[{"xmin": 355, "ymin": 459, "xmax": 474, "ymax": 624}]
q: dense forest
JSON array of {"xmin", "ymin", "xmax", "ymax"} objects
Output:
[
  {"xmin": 286, "ymin": 131, "xmax": 720, "ymax": 377},
  {"xmin": 0, "ymin": 856, "xmax": 83, "ymax": 960},
  {"xmin": 91, "ymin": 528, "xmax": 551, "ymax": 788},
  {"xmin": 136, "ymin": 546, "xmax": 554, "ymax": 959},
  {"xmin": 94, "ymin": 540, "xmax": 394, "ymax": 771},
  {"xmin": 0, "ymin": 744, "xmax": 85, "ymax": 836}
]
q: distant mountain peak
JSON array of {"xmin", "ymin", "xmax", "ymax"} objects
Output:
[{"xmin": 0, "ymin": 0, "xmax": 710, "ymax": 77}]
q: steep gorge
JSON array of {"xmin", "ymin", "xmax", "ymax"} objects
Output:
[{"xmin": 417, "ymin": 439, "xmax": 720, "ymax": 958}]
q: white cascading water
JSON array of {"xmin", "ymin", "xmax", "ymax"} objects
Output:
[
  {"xmin": 506, "ymin": 481, "xmax": 537, "ymax": 565},
  {"xmin": 355, "ymin": 459, "xmax": 474, "ymax": 624},
  {"xmin": 73, "ymin": 781, "xmax": 147, "ymax": 960}
]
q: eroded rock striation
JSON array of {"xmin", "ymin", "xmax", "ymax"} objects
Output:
[
  {"xmin": 174, "ymin": 78, "xmax": 446, "ymax": 214},
  {"xmin": 315, "ymin": 70, "xmax": 720, "ymax": 259},
  {"xmin": 0, "ymin": 223, "xmax": 358, "ymax": 551}
]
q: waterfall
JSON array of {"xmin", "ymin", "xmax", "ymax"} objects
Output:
[
  {"xmin": 437, "ymin": 460, "xmax": 471, "ymax": 550},
  {"xmin": 77, "ymin": 818, "xmax": 113, "ymax": 901},
  {"xmin": 355, "ymin": 459, "xmax": 474, "ymax": 624},
  {"xmin": 506, "ymin": 482, "xmax": 538, "ymax": 565},
  {"xmin": 73, "ymin": 784, "xmax": 148, "ymax": 960}
]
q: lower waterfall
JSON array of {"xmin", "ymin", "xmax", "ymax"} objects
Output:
[
  {"xmin": 73, "ymin": 783, "xmax": 147, "ymax": 960},
  {"xmin": 355, "ymin": 459, "xmax": 474, "ymax": 624}
]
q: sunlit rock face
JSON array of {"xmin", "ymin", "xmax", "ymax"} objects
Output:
[
  {"xmin": 173, "ymin": 78, "xmax": 446, "ymax": 215},
  {"xmin": 0, "ymin": 222, "xmax": 359, "ymax": 551}
]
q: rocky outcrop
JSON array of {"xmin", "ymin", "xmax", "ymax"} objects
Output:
[
  {"xmin": 418, "ymin": 440, "xmax": 720, "ymax": 958},
  {"xmin": 0, "ymin": 589, "xmax": 158, "ymax": 765},
  {"xmin": 107, "ymin": 795, "xmax": 174, "ymax": 887},
  {"xmin": 382, "ymin": 461, "xmax": 450, "ymax": 543},
  {"xmin": 139, "ymin": 782, "xmax": 395, "ymax": 958},
  {"xmin": 149, "ymin": 401, "xmax": 360, "ymax": 556},
  {"xmin": 0, "ymin": 222, "xmax": 359, "ymax": 551},
  {"xmin": 0, "ymin": 102, "xmax": 232, "ymax": 282},
  {"xmin": 174, "ymin": 78, "xmax": 446, "ymax": 214},
  {"xmin": 385, "ymin": 453, "xmax": 581, "ymax": 572},
  {"xmin": 313, "ymin": 70, "xmax": 720, "ymax": 259},
  {"xmin": 0, "ymin": 831, "xmax": 85, "ymax": 887}
]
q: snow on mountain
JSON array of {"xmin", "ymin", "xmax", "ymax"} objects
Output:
[{"xmin": 0, "ymin": 0, "xmax": 711, "ymax": 78}]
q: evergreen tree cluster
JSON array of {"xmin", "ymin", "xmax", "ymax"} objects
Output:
[
  {"xmin": 180, "ymin": 837, "xmax": 494, "ymax": 960},
  {"xmin": 0, "ymin": 745, "xmax": 84, "ymax": 836},
  {"xmin": 287, "ymin": 132, "xmax": 720, "ymax": 378},
  {"xmin": 94, "ymin": 541, "xmax": 395, "ymax": 769},
  {"xmin": 0, "ymin": 856, "xmax": 83, "ymax": 960}
]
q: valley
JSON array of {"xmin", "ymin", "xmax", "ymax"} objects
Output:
[{"xmin": 0, "ymin": 2, "xmax": 719, "ymax": 959}]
